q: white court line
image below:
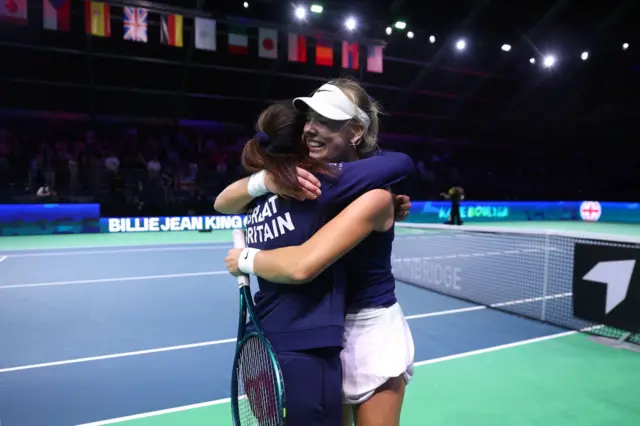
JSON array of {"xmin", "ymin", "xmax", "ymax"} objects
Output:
[
  {"xmin": 404, "ymin": 291, "xmax": 572, "ymax": 320},
  {"xmin": 405, "ymin": 305, "xmax": 485, "ymax": 319},
  {"xmin": 0, "ymin": 271, "xmax": 229, "ymax": 290},
  {"xmin": 75, "ymin": 329, "xmax": 580, "ymax": 426},
  {"xmin": 76, "ymin": 399, "xmax": 233, "ymax": 425},
  {"xmin": 0, "ymin": 338, "xmax": 237, "ymax": 373},
  {"xmin": 0, "ymin": 293, "xmax": 571, "ymax": 374},
  {"xmin": 0, "ymin": 244, "xmax": 230, "ymax": 258},
  {"xmin": 0, "ymin": 255, "xmax": 6, "ymax": 263},
  {"xmin": 413, "ymin": 330, "xmax": 577, "ymax": 367}
]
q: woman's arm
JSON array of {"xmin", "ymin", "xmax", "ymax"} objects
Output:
[
  {"xmin": 213, "ymin": 176, "xmax": 254, "ymax": 214},
  {"xmin": 213, "ymin": 168, "xmax": 322, "ymax": 214},
  {"xmin": 225, "ymin": 189, "xmax": 394, "ymax": 284}
]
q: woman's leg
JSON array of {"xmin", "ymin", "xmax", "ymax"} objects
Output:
[{"xmin": 353, "ymin": 375, "xmax": 406, "ymax": 426}]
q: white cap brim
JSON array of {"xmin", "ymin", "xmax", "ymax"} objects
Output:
[
  {"xmin": 293, "ymin": 97, "xmax": 353, "ymax": 122},
  {"xmin": 293, "ymin": 83, "xmax": 370, "ymax": 128}
]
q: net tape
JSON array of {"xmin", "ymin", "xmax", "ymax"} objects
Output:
[{"xmin": 393, "ymin": 223, "xmax": 640, "ymax": 345}]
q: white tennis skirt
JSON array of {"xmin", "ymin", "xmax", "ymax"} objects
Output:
[{"xmin": 341, "ymin": 302, "xmax": 415, "ymax": 405}]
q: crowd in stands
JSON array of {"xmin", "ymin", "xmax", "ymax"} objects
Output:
[{"xmin": 0, "ymin": 122, "xmax": 633, "ymax": 215}]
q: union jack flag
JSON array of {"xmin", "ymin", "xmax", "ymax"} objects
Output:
[{"xmin": 123, "ymin": 7, "xmax": 147, "ymax": 42}]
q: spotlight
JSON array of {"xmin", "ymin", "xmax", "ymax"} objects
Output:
[
  {"xmin": 429, "ymin": 35, "xmax": 436, "ymax": 43},
  {"xmin": 243, "ymin": 1, "xmax": 248, "ymax": 8},
  {"xmin": 543, "ymin": 55, "xmax": 556, "ymax": 68},
  {"xmin": 622, "ymin": 42, "xmax": 629, "ymax": 50},
  {"xmin": 385, "ymin": 26, "xmax": 392, "ymax": 35},
  {"xmin": 407, "ymin": 31, "xmax": 414, "ymax": 39},
  {"xmin": 294, "ymin": 6, "xmax": 306, "ymax": 20},
  {"xmin": 501, "ymin": 44, "xmax": 511, "ymax": 52},
  {"xmin": 581, "ymin": 51, "xmax": 589, "ymax": 61},
  {"xmin": 455, "ymin": 39, "xmax": 466, "ymax": 51},
  {"xmin": 394, "ymin": 21, "xmax": 406, "ymax": 30},
  {"xmin": 345, "ymin": 17, "xmax": 356, "ymax": 31},
  {"xmin": 529, "ymin": 57, "xmax": 536, "ymax": 64}
]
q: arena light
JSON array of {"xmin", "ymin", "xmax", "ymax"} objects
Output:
[
  {"xmin": 407, "ymin": 31, "xmax": 414, "ymax": 39},
  {"xmin": 345, "ymin": 17, "xmax": 357, "ymax": 31},
  {"xmin": 581, "ymin": 51, "xmax": 589, "ymax": 61},
  {"xmin": 429, "ymin": 35, "xmax": 436, "ymax": 44},
  {"xmin": 501, "ymin": 44, "xmax": 511, "ymax": 52},
  {"xmin": 543, "ymin": 54, "xmax": 556, "ymax": 68},
  {"xmin": 294, "ymin": 6, "xmax": 306, "ymax": 20},
  {"xmin": 385, "ymin": 26, "xmax": 392, "ymax": 35},
  {"xmin": 455, "ymin": 39, "xmax": 466, "ymax": 51},
  {"xmin": 394, "ymin": 21, "xmax": 406, "ymax": 30},
  {"xmin": 622, "ymin": 42, "xmax": 629, "ymax": 50},
  {"xmin": 310, "ymin": 4, "xmax": 323, "ymax": 13}
]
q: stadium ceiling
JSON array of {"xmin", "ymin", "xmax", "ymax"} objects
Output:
[{"xmin": 1, "ymin": 0, "xmax": 638, "ymax": 144}]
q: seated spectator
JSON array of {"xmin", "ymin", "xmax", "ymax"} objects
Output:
[{"xmin": 104, "ymin": 151, "xmax": 120, "ymax": 174}]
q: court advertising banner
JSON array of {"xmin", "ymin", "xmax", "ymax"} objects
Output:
[
  {"xmin": 1, "ymin": 200, "xmax": 638, "ymax": 237},
  {"xmin": 101, "ymin": 215, "xmax": 247, "ymax": 233},
  {"xmin": 0, "ymin": 203, "xmax": 100, "ymax": 236},
  {"xmin": 572, "ymin": 243, "xmax": 640, "ymax": 333},
  {"xmin": 406, "ymin": 201, "xmax": 640, "ymax": 223}
]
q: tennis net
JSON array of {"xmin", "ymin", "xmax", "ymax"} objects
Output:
[{"xmin": 392, "ymin": 223, "xmax": 640, "ymax": 344}]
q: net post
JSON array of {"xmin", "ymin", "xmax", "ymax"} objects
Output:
[{"xmin": 541, "ymin": 232, "xmax": 551, "ymax": 322}]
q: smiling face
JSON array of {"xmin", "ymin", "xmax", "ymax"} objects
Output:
[{"xmin": 302, "ymin": 111, "xmax": 363, "ymax": 163}]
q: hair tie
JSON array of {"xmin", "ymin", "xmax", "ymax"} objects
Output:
[{"xmin": 254, "ymin": 131, "xmax": 269, "ymax": 146}]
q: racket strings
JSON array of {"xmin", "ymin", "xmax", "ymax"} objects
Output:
[{"xmin": 237, "ymin": 335, "xmax": 281, "ymax": 425}]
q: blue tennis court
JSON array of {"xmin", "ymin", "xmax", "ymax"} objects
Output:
[{"xmin": 0, "ymin": 230, "xmax": 637, "ymax": 425}]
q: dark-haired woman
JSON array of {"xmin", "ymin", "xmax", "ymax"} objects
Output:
[
  {"xmin": 219, "ymin": 79, "xmax": 415, "ymax": 426},
  {"xmin": 215, "ymin": 101, "xmax": 414, "ymax": 426}
]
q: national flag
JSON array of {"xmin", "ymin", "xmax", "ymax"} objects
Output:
[
  {"xmin": 315, "ymin": 38, "xmax": 333, "ymax": 67},
  {"xmin": 161, "ymin": 14, "xmax": 183, "ymax": 47},
  {"xmin": 288, "ymin": 33, "xmax": 307, "ymax": 63},
  {"xmin": 258, "ymin": 28, "xmax": 278, "ymax": 59},
  {"xmin": 195, "ymin": 17, "xmax": 216, "ymax": 51},
  {"xmin": 85, "ymin": 1, "xmax": 111, "ymax": 37},
  {"xmin": 43, "ymin": 0, "xmax": 70, "ymax": 31},
  {"xmin": 341, "ymin": 41, "xmax": 359, "ymax": 70},
  {"xmin": 367, "ymin": 45, "xmax": 384, "ymax": 73},
  {"xmin": 228, "ymin": 25, "xmax": 248, "ymax": 55},
  {"xmin": 123, "ymin": 7, "xmax": 147, "ymax": 42},
  {"xmin": 0, "ymin": 0, "xmax": 28, "ymax": 24}
]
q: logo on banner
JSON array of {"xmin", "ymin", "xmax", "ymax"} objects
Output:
[
  {"xmin": 580, "ymin": 201, "xmax": 602, "ymax": 222},
  {"xmin": 582, "ymin": 260, "xmax": 635, "ymax": 314},
  {"xmin": 572, "ymin": 243, "xmax": 640, "ymax": 332}
]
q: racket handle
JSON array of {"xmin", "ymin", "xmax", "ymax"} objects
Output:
[{"xmin": 232, "ymin": 229, "xmax": 250, "ymax": 287}]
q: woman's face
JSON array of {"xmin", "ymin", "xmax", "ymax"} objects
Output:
[{"xmin": 303, "ymin": 111, "xmax": 359, "ymax": 162}]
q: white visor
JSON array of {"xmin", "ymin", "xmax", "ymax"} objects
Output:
[{"xmin": 293, "ymin": 84, "xmax": 370, "ymax": 129}]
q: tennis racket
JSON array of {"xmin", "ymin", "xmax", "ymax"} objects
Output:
[{"xmin": 231, "ymin": 229, "xmax": 286, "ymax": 426}]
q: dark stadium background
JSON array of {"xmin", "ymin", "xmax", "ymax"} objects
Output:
[{"xmin": 0, "ymin": 0, "xmax": 639, "ymax": 209}]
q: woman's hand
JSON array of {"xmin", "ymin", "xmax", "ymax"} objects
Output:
[
  {"xmin": 265, "ymin": 167, "xmax": 321, "ymax": 201},
  {"xmin": 225, "ymin": 248, "xmax": 244, "ymax": 277},
  {"xmin": 394, "ymin": 194, "xmax": 411, "ymax": 221}
]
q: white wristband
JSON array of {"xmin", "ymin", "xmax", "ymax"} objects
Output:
[
  {"xmin": 247, "ymin": 170, "xmax": 268, "ymax": 198},
  {"xmin": 238, "ymin": 248, "xmax": 261, "ymax": 275}
]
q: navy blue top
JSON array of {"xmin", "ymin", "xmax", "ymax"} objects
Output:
[
  {"xmin": 345, "ymin": 226, "xmax": 397, "ymax": 312},
  {"xmin": 245, "ymin": 151, "xmax": 414, "ymax": 352}
]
